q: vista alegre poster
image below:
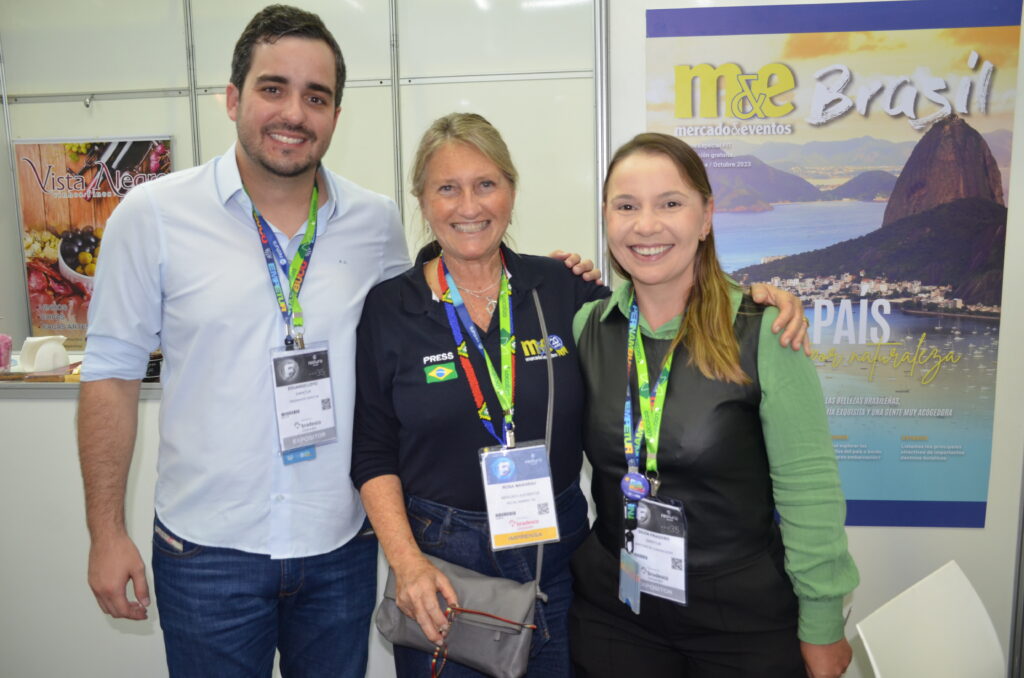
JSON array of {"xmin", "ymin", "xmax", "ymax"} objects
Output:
[{"xmin": 17, "ymin": 138, "xmax": 172, "ymax": 350}]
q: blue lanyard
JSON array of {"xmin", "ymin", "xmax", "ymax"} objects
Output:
[
  {"xmin": 251, "ymin": 184, "xmax": 319, "ymax": 348},
  {"xmin": 623, "ymin": 302, "xmax": 643, "ymax": 473},
  {"xmin": 438, "ymin": 256, "xmax": 516, "ymax": 447}
]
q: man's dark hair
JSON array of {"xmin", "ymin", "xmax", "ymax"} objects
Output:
[{"xmin": 230, "ymin": 4, "xmax": 347, "ymax": 107}]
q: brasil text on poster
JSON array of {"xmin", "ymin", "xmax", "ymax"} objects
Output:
[{"xmin": 647, "ymin": 0, "xmax": 1021, "ymax": 526}]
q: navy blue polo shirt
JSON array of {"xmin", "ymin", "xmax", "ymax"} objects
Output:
[{"xmin": 352, "ymin": 243, "xmax": 609, "ymax": 511}]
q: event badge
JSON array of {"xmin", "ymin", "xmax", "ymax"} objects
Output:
[
  {"xmin": 270, "ymin": 341, "xmax": 337, "ymax": 464},
  {"xmin": 619, "ymin": 548, "xmax": 642, "ymax": 615},
  {"xmin": 632, "ymin": 496, "xmax": 688, "ymax": 605},
  {"xmin": 479, "ymin": 441, "xmax": 560, "ymax": 551}
]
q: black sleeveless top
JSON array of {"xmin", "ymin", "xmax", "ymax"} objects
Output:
[{"xmin": 577, "ymin": 295, "xmax": 781, "ymax": 572}]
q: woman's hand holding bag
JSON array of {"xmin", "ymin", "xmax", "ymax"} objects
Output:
[{"xmin": 393, "ymin": 553, "xmax": 460, "ymax": 645}]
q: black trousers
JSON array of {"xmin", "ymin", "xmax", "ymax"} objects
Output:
[{"xmin": 568, "ymin": 531, "xmax": 805, "ymax": 678}]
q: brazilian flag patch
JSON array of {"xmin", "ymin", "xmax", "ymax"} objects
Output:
[{"xmin": 425, "ymin": 362, "xmax": 458, "ymax": 383}]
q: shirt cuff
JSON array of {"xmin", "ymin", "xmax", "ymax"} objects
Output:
[
  {"xmin": 81, "ymin": 335, "xmax": 152, "ymax": 381},
  {"xmin": 798, "ymin": 596, "xmax": 846, "ymax": 644}
]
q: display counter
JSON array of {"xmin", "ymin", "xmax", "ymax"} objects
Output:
[
  {"xmin": 0, "ymin": 349, "xmax": 162, "ymax": 398},
  {"xmin": 0, "ymin": 375, "xmax": 395, "ymax": 678},
  {"xmin": 0, "ymin": 381, "xmax": 162, "ymax": 399},
  {"xmin": 0, "ymin": 381, "xmax": 168, "ymax": 676}
]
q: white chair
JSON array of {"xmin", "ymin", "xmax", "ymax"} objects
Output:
[{"xmin": 856, "ymin": 560, "xmax": 1004, "ymax": 678}]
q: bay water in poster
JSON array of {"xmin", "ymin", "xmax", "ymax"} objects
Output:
[
  {"xmin": 646, "ymin": 1, "xmax": 1021, "ymax": 526},
  {"xmin": 17, "ymin": 138, "xmax": 171, "ymax": 350}
]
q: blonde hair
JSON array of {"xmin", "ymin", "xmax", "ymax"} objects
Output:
[
  {"xmin": 410, "ymin": 112, "xmax": 518, "ymax": 199},
  {"xmin": 604, "ymin": 133, "xmax": 749, "ymax": 385}
]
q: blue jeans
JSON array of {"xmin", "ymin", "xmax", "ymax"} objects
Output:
[
  {"xmin": 393, "ymin": 483, "xmax": 589, "ymax": 678},
  {"xmin": 151, "ymin": 515, "xmax": 377, "ymax": 678}
]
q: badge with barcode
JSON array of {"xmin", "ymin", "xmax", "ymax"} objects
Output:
[
  {"xmin": 633, "ymin": 496, "xmax": 688, "ymax": 605},
  {"xmin": 269, "ymin": 340, "xmax": 337, "ymax": 460},
  {"xmin": 479, "ymin": 441, "xmax": 560, "ymax": 551}
]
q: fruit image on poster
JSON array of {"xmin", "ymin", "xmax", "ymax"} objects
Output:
[
  {"xmin": 646, "ymin": 0, "xmax": 1021, "ymax": 526},
  {"xmin": 17, "ymin": 138, "xmax": 171, "ymax": 350}
]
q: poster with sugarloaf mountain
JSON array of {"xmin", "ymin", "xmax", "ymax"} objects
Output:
[{"xmin": 646, "ymin": 0, "xmax": 1021, "ymax": 526}]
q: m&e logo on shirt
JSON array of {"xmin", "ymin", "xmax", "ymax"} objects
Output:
[{"xmin": 425, "ymin": 362, "xmax": 458, "ymax": 384}]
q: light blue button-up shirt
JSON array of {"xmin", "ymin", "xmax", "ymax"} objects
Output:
[{"xmin": 83, "ymin": 146, "xmax": 410, "ymax": 558}]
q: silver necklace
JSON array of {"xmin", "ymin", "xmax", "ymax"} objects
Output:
[
  {"xmin": 457, "ymin": 285, "xmax": 498, "ymax": 314},
  {"xmin": 441, "ymin": 255, "xmax": 502, "ymax": 315},
  {"xmin": 455, "ymin": 279, "xmax": 499, "ymax": 295}
]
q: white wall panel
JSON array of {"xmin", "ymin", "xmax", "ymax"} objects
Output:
[
  {"xmin": 327, "ymin": 86, "xmax": 397, "ymax": 201},
  {"xmin": 195, "ymin": 92, "xmax": 235, "ymax": 164},
  {"xmin": 196, "ymin": 86, "xmax": 396, "ymax": 202},
  {"xmin": 398, "ymin": 0, "xmax": 593, "ymax": 78},
  {"xmin": 399, "ymin": 78, "xmax": 596, "ymax": 263},
  {"xmin": 0, "ymin": 393, "xmax": 402, "ymax": 678},
  {"xmin": 0, "ymin": 102, "xmax": 28, "ymax": 345},
  {"xmin": 0, "ymin": 0, "xmax": 186, "ymax": 95},
  {"xmin": 8, "ymin": 98, "xmax": 195, "ymax": 167},
  {"xmin": 191, "ymin": 0, "xmax": 393, "ymax": 87},
  {"xmin": 0, "ymin": 398, "xmax": 165, "ymax": 678}
]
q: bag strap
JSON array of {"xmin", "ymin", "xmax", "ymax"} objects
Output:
[{"xmin": 530, "ymin": 287, "xmax": 556, "ymax": 604}]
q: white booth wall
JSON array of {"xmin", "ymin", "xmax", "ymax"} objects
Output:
[
  {"xmin": 0, "ymin": 0, "xmax": 599, "ymax": 346},
  {"xmin": 2, "ymin": 1, "xmax": 1024, "ymax": 678}
]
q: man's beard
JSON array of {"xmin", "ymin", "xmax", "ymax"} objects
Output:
[{"xmin": 239, "ymin": 123, "xmax": 321, "ymax": 179}]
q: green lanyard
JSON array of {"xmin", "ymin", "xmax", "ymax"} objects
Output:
[
  {"xmin": 251, "ymin": 185, "xmax": 318, "ymax": 348},
  {"xmin": 624, "ymin": 294, "xmax": 675, "ymax": 490}
]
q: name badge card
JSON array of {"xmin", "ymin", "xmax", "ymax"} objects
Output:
[
  {"xmin": 479, "ymin": 441, "xmax": 560, "ymax": 551},
  {"xmin": 270, "ymin": 341, "xmax": 337, "ymax": 453},
  {"xmin": 633, "ymin": 496, "xmax": 688, "ymax": 605}
]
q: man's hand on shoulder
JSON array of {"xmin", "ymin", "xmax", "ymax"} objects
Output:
[
  {"xmin": 750, "ymin": 282, "xmax": 812, "ymax": 356},
  {"xmin": 88, "ymin": 532, "xmax": 150, "ymax": 620},
  {"xmin": 549, "ymin": 250, "xmax": 602, "ymax": 284}
]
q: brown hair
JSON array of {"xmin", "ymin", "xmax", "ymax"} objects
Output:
[
  {"xmin": 603, "ymin": 133, "xmax": 748, "ymax": 385},
  {"xmin": 230, "ymin": 5, "xmax": 346, "ymax": 107}
]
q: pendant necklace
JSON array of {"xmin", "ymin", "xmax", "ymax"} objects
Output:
[
  {"xmin": 446, "ymin": 261, "xmax": 501, "ymax": 315},
  {"xmin": 457, "ymin": 285, "xmax": 498, "ymax": 314}
]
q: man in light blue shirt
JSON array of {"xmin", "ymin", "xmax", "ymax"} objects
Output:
[{"xmin": 77, "ymin": 6, "xmax": 409, "ymax": 676}]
